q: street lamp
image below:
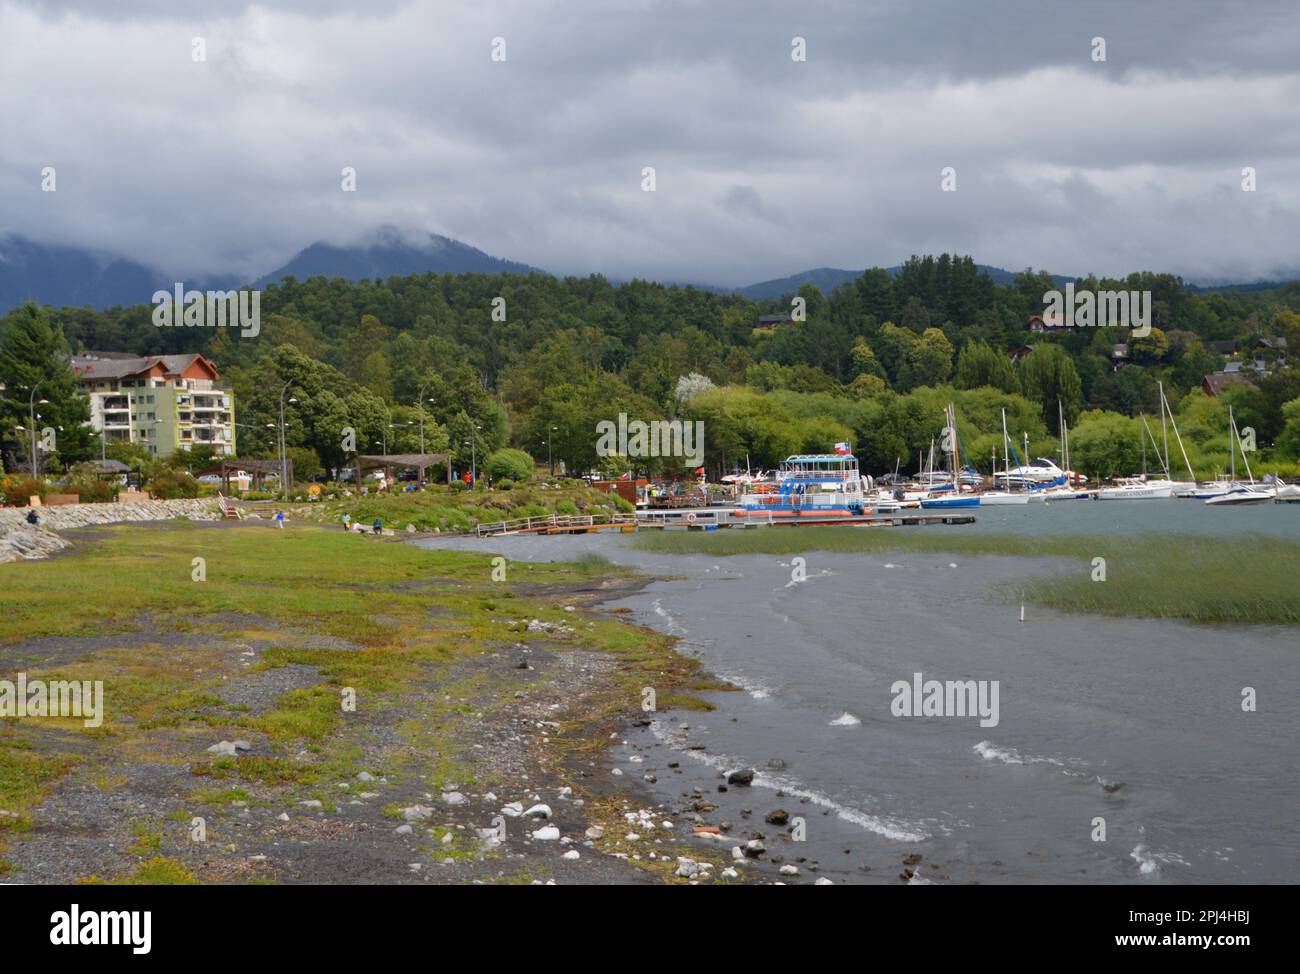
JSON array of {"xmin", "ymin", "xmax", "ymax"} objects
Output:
[
  {"xmin": 416, "ymin": 382, "xmax": 436, "ymax": 454},
  {"xmin": 27, "ymin": 383, "xmax": 49, "ymax": 477},
  {"xmin": 277, "ymin": 381, "xmax": 298, "ymax": 499},
  {"xmin": 469, "ymin": 424, "xmax": 482, "ymax": 488},
  {"xmin": 380, "ymin": 421, "xmax": 412, "ymax": 457},
  {"xmin": 546, "ymin": 425, "xmax": 558, "ymax": 478}
]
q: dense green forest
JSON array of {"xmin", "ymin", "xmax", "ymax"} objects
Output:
[{"xmin": 5, "ymin": 255, "xmax": 1300, "ymax": 482}]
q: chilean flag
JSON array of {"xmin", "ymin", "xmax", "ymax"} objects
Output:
[{"xmin": 833, "ymin": 441, "xmax": 852, "ymax": 455}]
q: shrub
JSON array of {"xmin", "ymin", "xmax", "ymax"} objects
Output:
[
  {"xmin": 67, "ymin": 480, "xmax": 118, "ymax": 503},
  {"xmin": 1, "ymin": 477, "xmax": 45, "ymax": 506},
  {"xmin": 483, "ymin": 448, "xmax": 534, "ymax": 483},
  {"xmin": 496, "ymin": 478, "xmax": 515, "ymax": 490},
  {"xmin": 145, "ymin": 472, "xmax": 199, "ymax": 499}
]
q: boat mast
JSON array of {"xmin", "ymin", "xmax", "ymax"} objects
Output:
[
  {"xmin": 1140, "ymin": 414, "xmax": 1169, "ymax": 478},
  {"xmin": 1232, "ymin": 407, "xmax": 1255, "ymax": 484},
  {"xmin": 1159, "ymin": 381, "xmax": 1170, "ymax": 474},
  {"xmin": 1140, "ymin": 415, "xmax": 1147, "ymax": 478},
  {"xmin": 948, "ymin": 404, "xmax": 959, "ymax": 487},
  {"xmin": 1161, "ymin": 384, "xmax": 1197, "ymax": 483},
  {"xmin": 1228, "ymin": 406, "xmax": 1237, "ymax": 483},
  {"xmin": 1001, "ymin": 407, "xmax": 1011, "ymax": 490}
]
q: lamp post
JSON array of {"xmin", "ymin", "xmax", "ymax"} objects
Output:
[
  {"xmin": 417, "ymin": 382, "xmax": 435, "ymax": 454},
  {"xmin": 28, "ymin": 383, "xmax": 49, "ymax": 477},
  {"xmin": 381, "ymin": 422, "xmax": 412, "ymax": 460},
  {"xmin": 469, "ymin": 424, "xmax": 482, "ymax": 489},
  {"xmin": 277, "ymin": 381, "xmax": 298, "ymax": 500},
  {"xmin": 546, "ymin": 426, "xmax": 558, "ymax": 478}
]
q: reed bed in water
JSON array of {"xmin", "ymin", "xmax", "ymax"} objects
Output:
[{"xmin": 634, "ymin": 527, "xmax": 1300, "ymax": 626}]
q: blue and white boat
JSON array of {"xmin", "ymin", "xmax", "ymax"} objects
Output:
[{"xmin": 738, "ymin": 452, "xmax": 872, "ymax": 519}]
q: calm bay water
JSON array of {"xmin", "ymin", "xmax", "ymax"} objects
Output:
[{"xmin": 419, "ymin": 501, "xmax": 1299, "ymax": 884}]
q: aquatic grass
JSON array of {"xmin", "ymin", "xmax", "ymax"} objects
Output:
[{"xmin": 634, "ymin": 527, "xmax": 1300, "ymax": 626}]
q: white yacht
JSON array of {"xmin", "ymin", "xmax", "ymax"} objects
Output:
[{"xmin": 1096, "ymin": 477, "xmax": 1175, "ymax": 500}]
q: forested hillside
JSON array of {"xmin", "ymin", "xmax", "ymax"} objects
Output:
[{"xmin": 6, "ymin": 255, "xmax": 1300, "ymax": 481}]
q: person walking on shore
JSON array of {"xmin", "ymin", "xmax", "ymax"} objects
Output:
[
  {"xmin": 275, "ymin": 510, "xmax": 285, "ymax": 529},
  {"xmin": 342, "ymin": 513, "xmax": 352, "ymax": 531}
]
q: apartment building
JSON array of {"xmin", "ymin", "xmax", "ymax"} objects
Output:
[{"xmin": 71, "ymin": 352, "xmax": 236, "ymax": 457}]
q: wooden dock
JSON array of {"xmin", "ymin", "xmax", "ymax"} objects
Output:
[
  {"xmin": 472, "ymin": 513, "xmax": 639, "ymax": 537},
  {"xmin": 463, "ymin": 508, "xmax": 974, "ymax": 537},
  {"xmin": 635, "ymin": 508, "xmax": 975, "ymax": 530}
]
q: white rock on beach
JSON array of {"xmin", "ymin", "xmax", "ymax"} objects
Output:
[
  {"xmin": 524, "ymin": 803, "xmax": 552, "ymax": 819},
  {"xmin": 531, "ymin": 826, "xmax": 561, "ymax": 840}
]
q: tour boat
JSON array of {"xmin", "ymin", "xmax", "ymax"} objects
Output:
[{"xmin": 737, "ymin": 452, "xmax": 871, "ymax": 519}]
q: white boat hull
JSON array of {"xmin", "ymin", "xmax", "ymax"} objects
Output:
[
  {"xmin": 1205, "ymin": 488, "xmax": 1275, "ymax": 506},
  {"xmin": 1096, "ymin": 485, "xmax": 1174, "ymax": 500},
  {"xmin": 977, "ymin": 492, "xmax": 1030, "ymax": 505}
]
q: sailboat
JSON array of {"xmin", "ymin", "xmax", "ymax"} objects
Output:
[
  {"xmin": 1155, "ymin": 382, "xmax": 1198, "ymax": 496},
  {"xmin": 1096, "ymin": 414, "xmax": 1174, "ymax": 500},
  {"xmin": 1037, "ymin": 402, "xmax": 1090, "ymax": 499},
  {"xmin": 920, "ymin": 404, "xmax": 980, "ymax": 509},
  {"xmin": 1205, "ymin": 406, "xmax": 1274, "ymax": 505},
  {"xmin": 979, "ymin": 408, "xmax": 1031, "ymax": 505}
]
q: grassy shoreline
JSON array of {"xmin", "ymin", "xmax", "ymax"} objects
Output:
[
  {"xmin": 634, "ymin": 526, "xmax": 1300, "ymax": 626},
  {"xmin": 0, "ymin": 521, "xmax": 728, "ymax": 883},
  {"xmin": 285, "ymin": 483, "xmax": 634, "ymax": 534}
]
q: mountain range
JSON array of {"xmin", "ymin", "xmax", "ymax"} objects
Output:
[{"xmin": 0, "ymin": 229, "xmax": 1289, "ymax": 315}]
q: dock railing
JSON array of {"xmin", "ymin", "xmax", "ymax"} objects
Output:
[{"xmin": 473, "ymin": 513, "xmax": 638, "ymax": 537}]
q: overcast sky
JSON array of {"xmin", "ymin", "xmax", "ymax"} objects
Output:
[{"xmin": 2, "ymin": 0, "xmax": 1298, "ymax": 286}]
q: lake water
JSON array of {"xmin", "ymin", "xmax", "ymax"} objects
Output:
[{"xmin": 418, "ymin": 501, "xmax": 1299, "ymax": 884}]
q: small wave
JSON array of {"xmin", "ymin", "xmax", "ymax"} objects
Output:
[
  {"xmin": 718, "ymin": 671, "xmax": 773, "ymax": 700},
  {"xmin": 1130, "ymin": 842, "xmax": 1190, "ymax": 878},
  {"xmin": 646, "ymin": 720, "xmax": 928, "ymax": 842},
  {"xmin": 973, "ymin": 741, "xmax": 1064, "ymax": 767},
  {"xmin": 650, "ymin": 598, "xmax": 687, "ymax": 636},
  {"xmin": 829, "ymin": 712, "xmax": 861, "ymax": 727}
]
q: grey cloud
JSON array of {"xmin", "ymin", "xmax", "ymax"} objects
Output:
[{"xmin": 1, "ymin": 0, "xmax": 1298, "ymax": 287}]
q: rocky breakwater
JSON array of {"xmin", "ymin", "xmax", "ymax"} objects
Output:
[{"xmin": 0, "ymin": 498, "xmax": 219, "ymax": 563}]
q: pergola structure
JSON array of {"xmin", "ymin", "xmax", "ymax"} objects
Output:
[
  {"xmin": 355, "ymin": 453, "xmax": 451, "ymax": 491},
  {"xmin": 196, "ymin": 458, "xmax": 292, "ymax": 494}
]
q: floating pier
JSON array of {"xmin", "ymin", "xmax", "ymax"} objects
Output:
[
  {"xmin": 463, "ymin": 508, "xmax": 975, "ymax": 537},
  {"xmin": 635, "ymin": 507, "xmax": 976, "ymax": 530}
]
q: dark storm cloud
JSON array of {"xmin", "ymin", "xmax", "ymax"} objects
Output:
[{"xmin": 1, "ymin": 0, "xmax": 1298, "ymax": 286}]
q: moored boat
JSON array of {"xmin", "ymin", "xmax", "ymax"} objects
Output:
[
  {"xmin": 1205, "ymin": 484, "xmax": 1275, "ymax": 506},
  {"xmin": 737, "ymin": 452, "xmax": 871, "ymax": 518},
  {"xmin": 1096, "ymin": 477, "xmax": 1175, "ymax": 500}
]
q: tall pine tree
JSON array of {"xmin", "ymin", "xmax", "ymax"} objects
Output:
[{"xmin": 0, "ymin": 302, "xmax": 92, "ymax": 473}]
